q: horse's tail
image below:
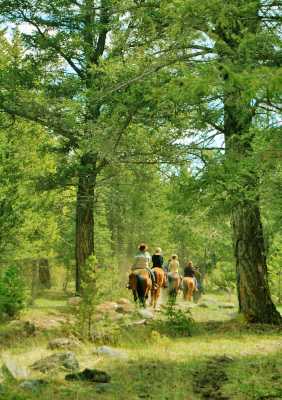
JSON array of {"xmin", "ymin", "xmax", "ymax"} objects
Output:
[
  {"xmin": 168, "ymin": 274, "xmax": 177, "ymax": 300},
  {"xmin": 136, "ymin": 274, "xmax": 146, "ymax": 306}
]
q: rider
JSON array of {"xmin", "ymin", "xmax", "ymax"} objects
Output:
[
  {"xmin": 152, "ymin": 247, "xmax": 164, "ymax": 269},
  {"xmin": 128, "ymin": 243, "xmax": 157, "ymax": 289},
  {"xmin": 168, "ymin": 254, "xmax": 180, "ymax": 274},
  {"xmin": 183, "ymin": 260, "xmax": 198, "ymax": 291},
  {"xmin": 152, "ymin": 247, "xmax": 167, "ymax": 287}
]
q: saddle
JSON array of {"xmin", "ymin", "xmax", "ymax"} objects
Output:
[{"xmin": 131, "ymin": 268, "xmax": 150, "ymax": 277}]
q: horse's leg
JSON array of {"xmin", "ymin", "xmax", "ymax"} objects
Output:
[
  {"xmin": 150, "ymin": 289, "xmax": 154, "ymax": 306},
  {"xmin": 143, "ymin": 293, "xmax": 147, "ymax": 308},
  {"xmin": 133, "ymin": 290, "xmax": 138, "ymax": 303},
  {"xmin": 188, "ymin": 281, "xmax": 193, "ymax": 301},
  {"xmin": 183, "ymin": 286, "xmax": 187, "ymax": 300},
  {"xmin": 155, "ymin": 287, "xmax": 161, "ymax": 308}
]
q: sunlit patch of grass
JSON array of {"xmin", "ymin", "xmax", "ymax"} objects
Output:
[
  {"xmin": 0, "ymin": 291, "xmax": 281, "ymax": 399},
  {"xmin": 223, "ymin": 353, "xmax": 282, "ymax": 399}
]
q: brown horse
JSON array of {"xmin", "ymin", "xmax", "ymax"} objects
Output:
[
  {"xmin": 150, "ymin": 267, "xmax": 166, "ymax": 309},
  {"xmin": 182, "ymin": 277, "xmax": 196, "ymax": 301},
  {"xmin": 167, "ymin": 272, "xmax": 181, "ymax": 304},
  {"xmin": 129, "ymin": 269, "xmax": 152, "ymax": 307}
]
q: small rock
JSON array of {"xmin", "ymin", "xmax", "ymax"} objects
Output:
[
  {"xmin": 95, "ymin": 383, "xmax": 112, "ymax": 393},
  {"xmin": 218, "ymin": 303, "xmax": 235, "ymax": 309},
  {"xmin": 31, "ymin": 352, "xmax": 79, "ymax": 373},
  {"xmin": 138, "ymin": 309, "xmax": 154, "ymax": 319},
  {"xmin": 95, "ymin": 346, "xmax": 128, "ymax": 359},
  {"xmin": 198, "ymin": 302, "xmax": 209, "ymax": 308},
  {"xmin": 32, "ymin": 316, "xmax": 69, "ymax": 330},
  {"xmin": 8, "ymin": 320, "xmax": 36, "ymax": 337},
  {"xmin": 19, "ymin": 379, "xmax": 47, "ymax": 391},
  {"xmin": 48, "ymin": 337, "xmax": 80, "ymax": 350},
  {"xmin": 2, "ymin": 356, "xmax": 30, "ymax": 380},
  {"xmin": 91, "ymin": 331, "xmax": 112, "ymax": 343},
  {"xmin": 116, "ymin": 298, "xmax": 131, "ymax": 305},
  {"xmin": 96, "ymin": 302, "xmax": 118, "ymax": 313},
  {"xmin": 65, "ymin": 368, "xmax": 111, "ymax": 383},
  {"xmin": 129, "ymin": 319, "xmax": 147, "ymax": 326},
  {"xmin": 228, "ymin": 312, "xmax": 238, "ymax": 319},
  {"xmin": 116, "ymin": 303, "xmax": 134, "ymax": 314},
  {"xmin": 187, "ymin": 303, "xmax": 198, "ymax": 308},
  {"xmin": 215, "ymin": 355, "xmax": 234, "ymax": 363},
  {"xmin": 68, "ymin": 297, "xmax": 82, "ymax": 306}
]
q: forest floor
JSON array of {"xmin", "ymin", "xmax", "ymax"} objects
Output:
[{"xmin": 0, "ymin": 289, "xmax": 282, "ymax": 400}]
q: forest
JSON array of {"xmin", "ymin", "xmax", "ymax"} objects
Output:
[{"xmin": 0, "ymin": 1, "xmax": 281, "ymax": 399}]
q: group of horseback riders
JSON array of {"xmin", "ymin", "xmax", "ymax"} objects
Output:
[{"xmin": 127, "ymin": 243, "xmax": 200, "ymax": 298}]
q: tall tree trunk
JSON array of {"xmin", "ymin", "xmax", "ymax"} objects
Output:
[
  {"xmin": 38, "ymin": 258, "xmax": 51, "ymax": 289},
  {"xmin": 216, "ymin": 0, "xmax": 282, "ymax": 324},
  {"xmin": 231, "ymin": 202, "xmax": 281, "ymax": 323},
  {"xmin": 224, "ymin": 90, "xmax": 281, "ymax": 324},
  {"xmin": 75, "ymin": 154, "xmax": 96, "ymax": 293}
]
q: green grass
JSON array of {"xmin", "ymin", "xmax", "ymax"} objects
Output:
[{"xmin": 0, "ymin": 291, "xmax": 281, "ymax": 399}]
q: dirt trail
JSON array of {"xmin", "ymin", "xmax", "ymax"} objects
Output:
[{"xmin": 193, "ymin": 356, "xmax": 233, "ymax": 399}]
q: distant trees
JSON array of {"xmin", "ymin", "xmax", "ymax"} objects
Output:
[{"xmin": 0, "ymin": 1, "xmax": 281, "ymax": 323}]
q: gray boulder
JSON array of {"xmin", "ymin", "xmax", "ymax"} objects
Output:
[
  {"xmin": 95, "ymin": 346, "xmax": 128, "ymax": 359},
  {"xmin": 47, "ymin": 337, "xmax": 80, "ymax": 350},
  {"xmin": 31, "ymin": 352, "xmax": 79, "ymax": 373},
  {"xmin": 19, "ymin": 379, "xmax": 47, "ymax": 391},
  {"xmin": 2, "ymin": 357, "xmax": 29, "ymax": 380},
  {"xmin": 138, "ymin": 309, "xmax": 154, "ymax": 319}
]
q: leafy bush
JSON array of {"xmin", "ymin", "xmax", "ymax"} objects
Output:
[
  {"xmin": 0, "ymin": 265, "xmax": 26, "ymax": 318},
  {"xmin": 77, "ymin": 256, "xmax": 127, "ymax": 340},
  {"xmin": 206, "ymin": 261, "xmax": 236, "ymax": 293},
  {"xmin": 154, "ymin": 299, "xmax": 194, "ymax": 337}
]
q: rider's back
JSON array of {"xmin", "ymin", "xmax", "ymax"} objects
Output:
[
  {"xmin": 152, "ymin": 254, "xmax": 164, "ymax": 268},
  {"xmin": 169, "ymin": 259, "xmax": 179, "ymax": 273},
  {"xmin": 131, "ymin": 251, "xmax": 150, "ymax": 270},
  {"xmin": 183, "ymin": 265, "xmax": 195, "ymax": 277}
]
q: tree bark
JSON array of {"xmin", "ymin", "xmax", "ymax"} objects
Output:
[
  {"xmin": 224, "ymin": 94, "xmax": 281, "ymax": 323},
  {"xmin": 38, "ymin": 258, "xmax": 51, "ymax": 289},
  {"xmin": 216, "ymin": 1, "xmax": 282, "ymax": 324},
  {"xmin": 231, "ymin": 202, "xmax": 281, "ymax": 323},
  {"xmin": 75, "ymin": 154, "xmax": 97, "ymax": 293}
]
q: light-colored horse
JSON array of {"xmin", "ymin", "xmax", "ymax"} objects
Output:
[
  {"xmin": 167, "ymin": 272, "xmax": 181, "ymax": 304},
  {"xmin": 150, "ymin": 267, "xmax": 166, "ymax": 308},
  {"xmin": 182, "ymin": 277, "xmax": 196, "ymax": 301}
]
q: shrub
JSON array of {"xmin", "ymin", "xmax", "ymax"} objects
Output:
[
  {"xmin": 77, "ymin": 256, "xmax": 126, "ymax": 340},
  {"xmin": 206, "ymin": 261, "xmax": 236, "ymax": 292},
  {"xmin": 153, "ymin": 298, "xmax": 194, "ymax": 337},
  {"xmin": 164, "ymin": 299, "xmax": 194, "ymax": 336},
  {"xmin": 0, "ymin": 265, "xmax": 26, "ymax": 318}
]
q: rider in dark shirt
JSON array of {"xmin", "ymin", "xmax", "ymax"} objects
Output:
[
  {"xmin": 152, "ymin": 248, "xmax": 167, "ymax": 287},
  {"xmin": 184, "ymin": 263, "xmax": 195, "ymax": 277},
  {"xmin": 183, "ymin": 261, "xmax": 198, "ymax": 290},
  {"xmin": 152, "ymin": 252, "xmax": 164, "ymax": 269}
]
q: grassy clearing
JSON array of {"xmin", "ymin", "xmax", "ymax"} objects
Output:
[{"xmin": 0, "ymin": 290, "xmax": 281, "ymax": 399}]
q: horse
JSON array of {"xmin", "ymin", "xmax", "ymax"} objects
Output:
[
  {"xmin": 167, "ymin": 272, "xmax": 181, "ymax": 304},
  {"xmin": 150, "ymin": 267, "xmax": 166, "ymax": 309},
  {"xmin": 182, "ymin": 277, "xmax": 196, "ymax": 301},
  {"xmin": 129, "ymin": 269, "xmax": 152, "ymax": 308}
]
